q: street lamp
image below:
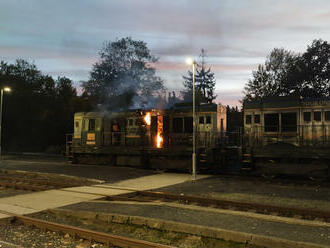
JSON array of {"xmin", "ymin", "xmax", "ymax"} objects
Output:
[
  {"xmin": 186, "ymin": 58, "xmax": 197, "ymax": 180},
  {"xmin": 0, "ymin": 87, "xmax": 11, "ymax": 160}
]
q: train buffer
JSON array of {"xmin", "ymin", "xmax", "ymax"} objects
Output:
[
  {"xmin": 198, "ymin": 149, "xmax": 208, "ymax": 165},
  {"xmin": 241, "ymin": 153, "xmax": 253, "ymax": 171}
]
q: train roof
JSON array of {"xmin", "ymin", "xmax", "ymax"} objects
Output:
[
  {"xmin": 244, "ymin": 96, "xmax": 330, "ymax": 109},
  {"xmin": 170, "ymin": 102, "xmax": 218, "ymax": 112},
  {"xmin": 74, "ymin": 102, "xmax": 221, "ymax": 118},
  {"xmin": 74, "ymin": 112, "xmax": 106, "ymax": 117}
]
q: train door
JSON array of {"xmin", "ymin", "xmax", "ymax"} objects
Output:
[
  {"xmin": 82, "ymin": 117, "xmax": 103, "ymax": 146},
  {"xmin": 85, "ymin": 118, "xmax": 96, "ymax": 145}
]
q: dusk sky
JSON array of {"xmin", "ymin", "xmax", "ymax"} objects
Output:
[{"xmin": 1, "ymin": 0, "xmax": 330, "ymax": 106}]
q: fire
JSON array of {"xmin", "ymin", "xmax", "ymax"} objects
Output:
[
  {"xmin": 156, "ymin": 132, "xmax": 163, "ymax": 148},
  {"xmin": 144, "ymin": 112, "xmax": 151, "ymax": 125},
  {"xmin": 156, "ymin": 115, "xmax": 163, "ymax": 148}
]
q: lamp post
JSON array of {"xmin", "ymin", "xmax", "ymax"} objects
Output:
[
  {"xmin": 186, "ymin": 58, "xmax": 197, "ymax": 180},
  {"xmin": 0, "ymin": 87, "xmax": 11, "ymax": 160}
]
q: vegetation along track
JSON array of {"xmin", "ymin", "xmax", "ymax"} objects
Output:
[
  {"xmin": 7, "ymin": 214, "xmax": 175, "ymax": 248},
  {"xmin": 103, "ymin": 187, "xmax": 330, "ymax": 222}
]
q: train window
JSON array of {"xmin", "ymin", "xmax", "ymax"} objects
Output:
[
  {"xmin": 184, "ymin": 117, "xmax": 193, "ymax": 133},
  {"xmin": 245, "ymin": 115, "xmax": 251, "ymax": 124},
  {"xmin": 199, "ymin": 116, "xmax": 204, "ymax": 124},
  {"xmin": 264, "ymin": 113, "xmax": 279, "ymax": 132},
  {"xmin": 173, "ymin": 118, "xmax": 183, "ymax": 133},
  {"xmin": 303, "ymin": 112, "xmax": 311, "ymax": 122},
  {"xmin": 88, "ymin": 119, "xmax": 96, "ymax": 131},
  {"xmin": 314, "ymin": 111, "xmax": 321, "ymax": 121},
  {"xmin": 112, "ymin": 123, "xmax": 119, "ymax": 132},
  {"xmin": 134, "ymin": 119, "xmax": 138, "ymax": 126},
  {"xmin": 325, "ymin": 111, "xmax": 330, "ymax": 121},
  {"xmin": 254, "ymin": 114, "xmax": 260, "ymax": 124},
  {"xmin": 206, "ymin": 116, "xmax": 211, "ymax": 124},
  {"xmin": 281, "ymin": 112, "xmax": 297, "ymax": 132},
  {"xmin": 75, "ymin": 121, "xmax": 80, "ymax": 128}
]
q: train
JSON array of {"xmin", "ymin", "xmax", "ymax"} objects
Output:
[
  {"xmin": 66, "ymin": 96, "xmax": 330, "ymax": 178},
  {"xmin": 244, "ymin": 96, "xmax": 330, "ymax": 178},
  {"xmin": 66, "ymin": 102, "xmax": 234, "ymax": 171}
]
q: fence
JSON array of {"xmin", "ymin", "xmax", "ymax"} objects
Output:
[
  {"xmin": 100, "ymin": 130, "xmax": 242, "ymax": 148},
  {"xmin": 244, "ymin": 124, "xmax": 330, "ymax": 147}
]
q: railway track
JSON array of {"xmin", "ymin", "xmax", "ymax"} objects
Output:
[
  {"xmin": 103, "ymin": 188, "xmax": 330, "ymax": 222},
  {"xmin": 0, "ymin": 173, "xmax": 93, "ymax": 192},
  {"xmin": 6, "ymin": 214, "xmax": 175, "ymax": 248},
  {"xmin": 1, "ymin": 171, "xmax": 329, "ymax": 223}
]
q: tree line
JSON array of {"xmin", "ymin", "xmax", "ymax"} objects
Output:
[
  {"xmin": 243, "ymin": 39, "xmax": 330, "ymax": 101},
  {"xmin": 0, "ymin": 60, "xmax": 93, "ymax": 152}
]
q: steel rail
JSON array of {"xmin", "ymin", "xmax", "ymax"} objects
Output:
[
  {"xmin": 64, "ymin": 185, "xmax": 330, "ymax": 221},
  {"xmin": 136, "ymin": 191, "xmax": 330, "ymax": 221},
  {"xmin": 0, "ymin": 174, "xmax": 85, "ymax": 187},
  {"xmin": 86, "ymin": 185, "xmax": 330, "ymax": 221},
  {"xmin": 0, "ymin": 180, "xmax": 48, "ymax": 191},
  {"xmin": 12, "ymin": 215, "xmax": 176, "ymax": 248}
]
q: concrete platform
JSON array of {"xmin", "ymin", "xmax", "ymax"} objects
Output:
[
  {"xmin": 0, "ymin": 172, "xmax": 204, "ymax": 217},
  {"xmin": 95, "ymin": 173, "xmax": 209, "ymax": 190}
]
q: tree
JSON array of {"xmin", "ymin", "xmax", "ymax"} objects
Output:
[
  {"xmin": 287, "ymin": 39, "xmax": 330, "ymax": 97},
  {"xmin": 226, "ymin": 105, "xmax": 243, "ymax": 132},
  {"xmin": 182, "ymin": 49, "xmax": 217, "ymax": 103},
  {"xmin": 0, "ymin": 60, "xmax": 90, "ymax": 153},
  {"xmin": 0, "ymin": 59, "xmax": 57, "ymax": 151},
  {"xmin": 243, "ymin": 48, "xmax": 297, "ymax": 101},
  {"xmin": 82, "ymin": 37, "xmax": 164, "ymax": 110},
  {"xmin": 243, "ymin": 39, "xmax": 330, "ymax": 102}
]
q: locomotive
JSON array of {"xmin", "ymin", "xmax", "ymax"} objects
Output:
[{"xmin": 66, "ymin": 102, "xmax": 234, "ymax": 171}]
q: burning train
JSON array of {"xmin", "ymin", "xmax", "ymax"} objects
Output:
[
  {"xmin": 66, "ymin": 97, "xmax": 330, "ymax": 178},
  {"xmin": 66, "ymin": 102, "xmax": 230, "ymax": 171}
]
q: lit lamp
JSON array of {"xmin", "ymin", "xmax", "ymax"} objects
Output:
[
  {"xmin": 0, "ymin": 87, "xmax": 11, "ymax": 160},
  {"xmin": 185, "ymin": 58, "xmax": 197, "ymax": 180}
]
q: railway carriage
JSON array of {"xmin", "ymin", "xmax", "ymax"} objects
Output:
[{"xmin": 243, "ymin": 96, "xmax": 330, "ymax": 176}]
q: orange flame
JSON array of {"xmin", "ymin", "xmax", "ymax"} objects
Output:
[
  {"xmin": 156, "ymin": 132, "xmax": 163, "ymax": 148},
  {"xmin": 144, "ymin": 112, "xmax": 151, "ymax": 125}
]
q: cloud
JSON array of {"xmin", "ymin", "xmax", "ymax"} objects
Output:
[
  {"xmin": 2, "ymin": 0, "xmax": 330, "ymax": 106},
  {"xmin": 153, "ymin": 61, "xmax": 257, "ymax": 72}
]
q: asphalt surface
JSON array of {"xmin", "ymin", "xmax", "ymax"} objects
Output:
[{"xmin": 153, "ymin": 175, "xmax": 330, "ymax": 209}]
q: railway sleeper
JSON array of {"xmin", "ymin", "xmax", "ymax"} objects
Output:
[{"xmin": 117, "ymin": 191, "xmax": 330, "ymax": 222}]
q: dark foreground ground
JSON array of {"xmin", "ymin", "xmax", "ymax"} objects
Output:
[
  {"xmin": 0, "ymin": 154, "xmax": 158, "ymax": 183},
  {"xmin": 1, "ymin": 154, "xmax": 330, "ymax": 247}
]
